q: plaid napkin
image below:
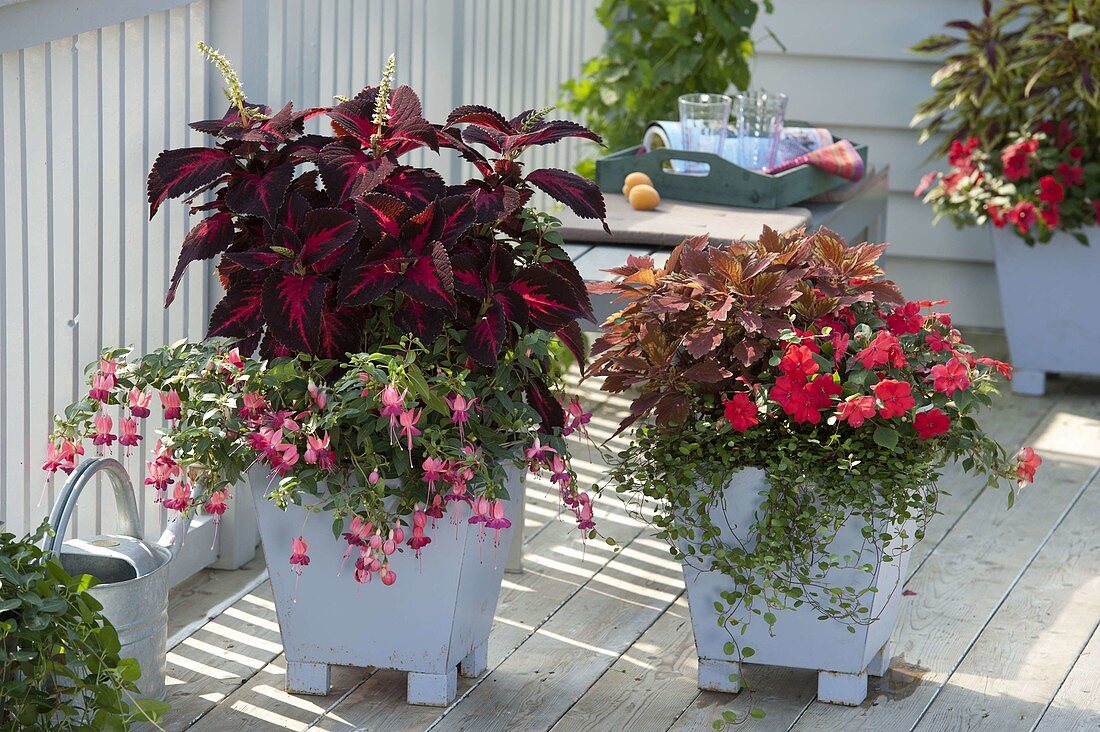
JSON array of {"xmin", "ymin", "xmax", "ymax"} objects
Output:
[{"xmin": 767, "ymin": 139, "xmax": 863, "ymax": 181}]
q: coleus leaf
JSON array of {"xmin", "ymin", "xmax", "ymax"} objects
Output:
[
  {"xmin": 165, "ymin": 212, "xmax": 235, "ymax": 307},
  {"xmin": 445, "ymin": 104, "xmax": 513, "ymax": 132},
  {"xmin": 316, "ymin": 138, "xmax": 396, "ymax": 203},
  {"xmin": 354, "ymin": 194, "xmax": 412, "ymax": 241},
  {"xmin": 299, "ymin": 208, "xmax": 360, "ymax": 272},
  {"xmin": 468, "ymin": 183, "xmax": 532, "ymax": 224},
  {"xmin": 555, "ymin": 319, "xmax": 587, "ymax": 374},
  {"xmin": 261, "ymin": 273, "xmax": 329, "ymax": 353},
  {"xmin": 317, "ymin": 304, "xmax": 365, "ymax": 359},
  {"xmin": 147, "ymin": 147, "xmax": 236, "ymax": 218},
  {"xmin": 207, "ymin": 272, "xmax": 265, "ymax": 338},
  {"xmin": 188, "ymin": 103, "xmax": 271, "ymax": 137},
  {"xmin": 512, "ymin": 267, "xmax": 585, "ymax": 330},
  {"xmin": 437, "ymin": 195, "xmax": 478, "ymax": 248},
  {"xmin": 224, "ymin": 161, "xmax": 296, "ymax": 226},
  {"xmin": 504, "ymin": 120, "xmax": 603, "ymax": 152},
  {"xmin": 338, "ymin": 239, "xmax": 407, "ymax": 306},
  {"xmin": 462, "ymin": 125, "xmax": 506, "ymax": 153},
  {"xmin": 436, "ymin": 128, "xmax": 493, "ymax": 176},
  {"xmin": 394, "ymin": 298, "xmax": 445, "ymax": 343},
  {"xmin": 525, "ymin": 168, "xmax": 608, "ymax": 230},
  {"xmin": 462, "ymin": 300, "xmax": 508, "ymax": 367},
  {"xmin": 374, "ymin": 166, "xmax": 447, "ymax": 208},
  {"xmin": 544, "ymin": 249, "xmax": 595, "ymax": 321},
  {"xmin": 526, "ymin": 378, "xmax": 565, "ymax": 432},
  {"xmin": 399, "ymin": 242, "xmax": 455, "ymax": 311}
]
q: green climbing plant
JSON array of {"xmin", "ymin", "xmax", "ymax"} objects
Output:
[{"xmin": 560, "ymin": 0, "xmax": 775, "ymax": 177}]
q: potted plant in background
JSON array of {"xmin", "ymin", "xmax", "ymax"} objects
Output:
[
  {"xmin": 43, "ymin": 48, "xmax": 605, "ymax": 706},
  {"xmin": 0, "ymin": 523, "xmax": 168, "ymax": 730},
  {"xmin": 911, "ymin": 0, "xmax": 1099, "ymax": 395},
  {"xmin": 588, "ymin": 227, "xmax": 1040, "ymax": 710}
]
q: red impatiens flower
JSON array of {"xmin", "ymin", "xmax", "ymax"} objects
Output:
[
  {"xmin": 930, "ymin": 357, "xmax": 971, "ymax": 396},
  {"xmin": 1006, "ymin": 201, "xmax": 1037, "ymax": 234},
  {"xmin": 836, "ymin": 396, "xmax": 877, "ymax": 428},
  {"xmin": 948, "ymin": 137, "xmax": 980, "ymax": 171},
  {"xmin": 977, "ymin": 357, "xmax": 1013, "ymax": 380},
  {"xmin": 873, "ymin": 379, "xmax": 916, "ymax": 419},
  {"xmin": 770, "ymin": 375, "xmax": 821, "ymax": 425},
  {"xmin": 985, "ymin": 204, "xmax": 1007, "ymax": 228},
  {"xmin": 914, "ymin": 408, "xmax": 951, "ymax": 440},
  {"xmin": 855, "ymin": 331, "xmax": 906, "ymax": 370},
  {"xmin": 723, "ymin": 392, "xmax": 759, "ymax": 432},
  {"xmin": 1038, "ymin": 175, "xmax": 1064, "ymax": 204},
  {"xmin": 886, "ymin": 301, "xmax": 924, "ymax": 336},
  {"xmin": 925, "ymin": 330, "xmax": 951, "ymax": 352},
  {"xmin": 807, "ymin": 373, "xmax": 842, "ymax": 409},
  {"xmin": 1015, "ymin": 446, "xmax": 1042, "ymax": 486},
  {"xmin": 779, "ymin": 344, "xmax": 820, "ymax": 379},
  {"xmin": 1040, "ymin": 205, "xmax": 1060, "ymax": 229},
  {"xmin": 1001, "ymin": 143, "xmax": 1033, "ymax": 181},
  {"xmin": 1056, "ymin": 162, "xmax": 1085, "ymax": 187}
]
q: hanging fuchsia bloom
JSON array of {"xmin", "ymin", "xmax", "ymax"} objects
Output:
[
  {"xmin": 290, "ymin": 536, "xmax": 310, "ymax": 600},
  {"xmin": 426, "ymin": 494, "xmax": 445, "ymax": 524},
  {"xmin": 524, "ymin": 437, "xmax": 557, "ymax": 471},
  {"xmin": 445, "ymin": 394, "xmax": 476, "ymax": 440},
  {"xmin": 304, "ymin": 433, "xmax": 335, "ymax": 470},
  {"xmin": 576, "ymin": 495, "xmax": 596, "ymax": 531},
  {"xmin": 562, "ymin": 398, "xmax": 592, "ymax": 438},
  {"xmin": 271, "ymin": 442, "xmax": 299, "ymax": 475},
  {"xmin": 205, "ymin": 489, "xmax": 229, "ymax": 549},
  {"xmin": 163, "ymin": 481, "xmax": 191, "ymax": 512},
  {"xmin": 265, "ymin": 409, "xmax": 300, "ymax": 432},
  {"xmin": 99, "ymin": 358, "xmax": 118, "ymax": 379},
  {"xmin": 127, "ymin": 387, "xmax": 152, "ymax": 418},
  {"xmin": 339, "ymin": 516, "xmax": 371, "ymax": 576},
  {"xmin": 92, "ymin": 413, "xmax": 116, "ymax": 452},
  {"xmin": 398, "ymin": 407, "xmax": 422, "ymax": 453},
  {"xmin": 118, "ymin": 417, "xmax": 141, "ymax": 452},
  {"xmin": 379, "ymin": 384, "xmax": 406, "ymax": 442},
  {"xmin": 224, "ymin": 348, "xmax": 244, "ymax": 371},
  {"xmin": 238, "ymin": 392, "xmax": 268, "ymax": 421},
  {"xmin": 379, "ymin": 565, "xmax": 397, "ymax": 586},
  {"xmin": 248, "ymin": 427, "xmax": 286, "ymax": 462},
  {"xmin": 422, "ymin": 456, "xmax": 446, "ymax": 495},
  {"xmin": 485, "ymin": 500, "xmax": 511, "ymax": 547},
  {"xmin": 42, "ymin": 442, "xmax": 66, "ymax": 475},
  {"xmin": 307, "ymin": 380, "xmax": 328, "ymax": 410},
  {"xmin": 548, "ymin": 455, "xmax": 571, "ymax": 486},
  {"xmin": 88, "ymin": 374, "xmax": 114, "ymax": 403},
  {"xmin": 161, "ymin": 390, "xmax": 182, "ymax": 422}
]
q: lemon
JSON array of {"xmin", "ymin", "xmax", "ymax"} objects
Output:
[{"xmin": 628, "ymin": 184, "xmax": 660, "ymax": 211}]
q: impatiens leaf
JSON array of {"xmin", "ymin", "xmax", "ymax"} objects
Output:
[
  {"xmin": 207, "ymin": 272, "xmax": 265, "ymax": 338},
  {"xmin": 166, "ymin": 212, "xmax": 235, "ymax": 307},
  {"xmin": 148, "ymin": 147, "xmax": 235, "ymax": 217},
  {"xmin": 224, "ymin": 162, "xmax": 296, "ymax": 226},
  {"xmin": 463, "ymin": 301, "xmax": 508, "ymax": 366},
  {"xmin": 299, "ymin": 208, "xmax": 360, "ymax": 272},
  {"xmin": 261, "ymin": 273, "xmax": 329, "ymax": 353},
  {"xmin": 316, "ymin": 138, "xmax": 396, "ymax": 203},
  {"xmin": 525, "ymin": 168, "xmax": 608, "ymax": 230}
]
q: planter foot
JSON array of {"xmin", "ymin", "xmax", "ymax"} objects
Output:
[
  {"xmin": 1012, "ymin": 369, "xmax": 1046, "ymax": 396},
  {"xmin": 818, "ymin": 670, "xmax": 867, "ymax": 706},
  {"xmin": 867, "ymin": 641, "xmax": 892, "ymax": 677},
  {"xmin": 407, "ymin": 667, "xmax": 457, "ymax": 706},
  {"xmin": 459, "ymin": 640, "xmax": 489, "ymax": 678},
  {"xmin": 286, "ymin": 661, "xmax": 330, "ymax": 695},
  {"xmin": 697, "ymin": 658, "xmax": 742, "ymax": 694}
]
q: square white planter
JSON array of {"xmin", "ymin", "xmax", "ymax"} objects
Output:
[
  {"xmin": 680, "ymin": 467, "xmax": 913, "ymax": 706},
  {"xmin": 992, "ymin": 226, "xmax": 1100, "ymax": 395},
  {"xmin": 249, "ymin": 465, "xmax": 524, "ymax": 706}
]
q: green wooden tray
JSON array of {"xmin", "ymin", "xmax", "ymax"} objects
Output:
[{"xmin": 595, "ymin": 139, "xmax": 868, "ymax": 210}]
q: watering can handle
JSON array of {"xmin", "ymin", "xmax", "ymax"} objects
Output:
[{"xmin": 44, "ymin": 457, "xmax": 143, "ymax": 556}]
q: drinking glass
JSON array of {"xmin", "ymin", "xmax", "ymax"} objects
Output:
[
  {"xmin": 678, "ymin": 93, "xmax": 732, "ymax": 173},
  {"xmin": 735, "ymin": 91, "xmax": 788, "ymax": 171}
]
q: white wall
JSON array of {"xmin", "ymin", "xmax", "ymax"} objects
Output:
[{"xmin": 752, "ymin": 0, "xmax": 1002, "ymax": 328}]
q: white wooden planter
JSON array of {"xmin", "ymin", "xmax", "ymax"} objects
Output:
[
  {"xmin": 992, "ymin": 226, "xmax": 1100, "ymax": 396},
  {"xmin": 680, "ymin": 468, "xmax": 913, "ymax": 706},
  {"xmin": 249, "ymin": 466, "xmax": 524, "ymax": 706}
]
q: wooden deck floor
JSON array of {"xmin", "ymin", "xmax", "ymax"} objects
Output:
[{"xmin": 161, "ymin": 365, "xmax": 1100, "ymax": 732}]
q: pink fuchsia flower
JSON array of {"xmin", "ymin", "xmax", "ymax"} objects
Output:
[
  {"xmin": 836, "ymin": 395, "xmax": 877, "ymax": 428},
  {"xmin": 342, "ymin": 516, "xmax": 372, "ymax": 548},
  {"xmin": 224, "ymin": 348, "xmax": 244, "ymax": 371},
  {"xmin": 118, "ymin": 417, "xmax": 141, "ymax": 452},
  {"xmin": 248, "ymin": 427, "xmax": 286, "ymax": 462},
  {"xmin": 426, "ymin": 493, "xmax": 445, "ymax": 523},
  {"xmin": 265, "ymin": 409, "xmax": 300, "ymax": 432},
  {"xmin": 723, "ymin": 393, "xmax": 759, "ymax": 432},
  {"xmin": 161, "ymin": 389, "xmax": 182, "ymax": 422},
  {"xmin": 145, "ymin": 459, "xmax": 176, "ymax": 493},
  {"xmin": 1016, "ymin": 447, "xmax": 1042, "ymax": 487},
  {"xmin": 485, "ymin": 500, "xmax": 511, "ymax": 547},
  {"xmin": 873, "ymin": 379, "xmax": 916, "ymax": 419},
  {"xmin": 379, "ymin": 384, "xmax": 406, "ymax": 442},
  {"xmin": 205, "ymin": 488, "xmax": 230, "ymax": 550},
  {"xmin": 43, "ymin": 439, "xmax": 81, "ymax": 476},
  {"xmin": 307, "ymin": 380, "xmax": 328, "ymax": 410},
  {"xmin": 92, "ymin": 413, "xmax": 117, "ymax": 452},
  {"xmin": 163, "ymin": 481, "xmax": 191, "ymax": 512},
  {"xmin": 562, "ymin": 398, "xmax": 592, "ymax": 438},
  {"xmin": 238, "ymin": 392, "xmax": 268, "ymax": 421},
  {"xmin": 930, "ymin": 357, "xmax": 971, "ymax": 396},
  {"xmin": 422, "ymin": 456, "xmax": 446, "ymax": 495},
  {"xmin": 914, "ymin": 408, "xmax": 951, "ymax": 440},
  {"xmin": 271, "ymin": 442, "xmax": 299, "ymax": 475},
  {"xmin": 88, "ymin": 374, "xmax": 114, "ymax": 403},
  {"xmin": 42, "ymin": 442, "xmax": 66, "ymax": 475},
  {"xmin": 127, "ymin": 387, "xmax": 152, "ymax": 418},
  {"xmin": 398, "ymin": 407, "xmax": 422, "ymax": 454},
  {"xmin": 446, "ymin": 394, "xmax": 476, "ymax": 440},
  {"xmin": 549, "ymin": 455, "xmax": 572, "ymax": 486},
  {"xmin": 99, "ymin": 358, "xmax": 118, "ymax": 379},
  {"xmin": 524, "ymin": 437, "xmax": 557, "ymax": 471},
  {"xmin": 289, "ymin": 536, "xmax": 310, "ymax": 601},
  {"xmin": 304, "ymin": 433, "xmax": 335, "ymax": 470}
]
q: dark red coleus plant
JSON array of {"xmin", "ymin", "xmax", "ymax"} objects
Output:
[{"xmin": 149, "ymin": 67, "xmax": 607, "ymax": 428}]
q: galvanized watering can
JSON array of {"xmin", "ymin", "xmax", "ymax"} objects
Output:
[{"xmin": 44, "ymin": 457, "xmax": 191, "ymax": 701}]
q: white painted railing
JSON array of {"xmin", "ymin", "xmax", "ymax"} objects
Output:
[{"xmin": 0, "ymin": 0, "xmax": 603, "ymax": 575}]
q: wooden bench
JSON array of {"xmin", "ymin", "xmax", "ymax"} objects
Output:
[{"xmin": 505, "ymin": 170, "xmax": 888, "ymax": 573}]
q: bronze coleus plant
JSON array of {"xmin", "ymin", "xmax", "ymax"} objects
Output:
[
  {"xmin": 148, "ymin": 57, "xmax": 607, "ymax": 429},
  {"xmin": 588, "ymin": 226, "xmax": 903, "ymax": 431}
]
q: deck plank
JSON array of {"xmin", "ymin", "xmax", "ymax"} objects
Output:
[
  {"xmin": 787, "ymin": 393, "xmax": 1100, "ymax": 731},
  {"xmin": 916, "ymin": 467, "xmax": 1100, "ymax": 730},
  {"xmin": 1034, "ymin": 627, "xmax": 1100, "ymax": 730}
]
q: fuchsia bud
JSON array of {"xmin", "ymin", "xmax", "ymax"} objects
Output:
[
  {"xmin": 307, "ymin": 380, "xmax": 327, "ymax": 410},
  {"xmin": 368, "ymin": 470, "xmax": 380, "ymax": 485},
  {"xmin": 380, "ymin": 566, "xmax": 397, "ymax": 586}
]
